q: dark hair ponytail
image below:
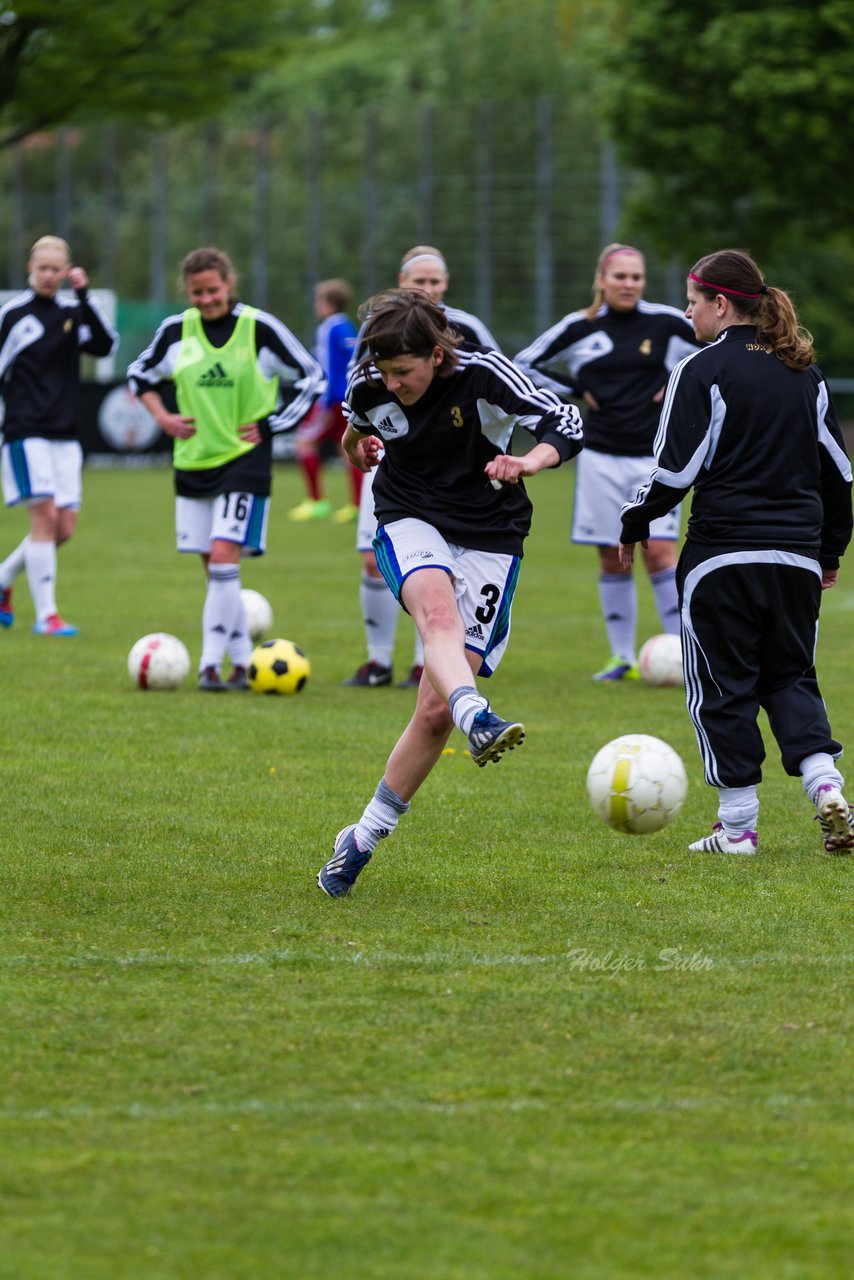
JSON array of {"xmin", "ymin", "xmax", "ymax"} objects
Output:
[{"xmin": 689, "ymin": 249, "xmax": 814, "ymax": 370}]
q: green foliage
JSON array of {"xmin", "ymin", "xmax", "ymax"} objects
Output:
[
  {"xmin": 243, "ymin": 0, "xmax": 583, "ymax": 115},
  {"xmin": 584, "ymin": 0, "xmax": 854, "ymax": 259},
  {"xmin": 0, "ymin": 464, "xmax": 852, "ymax": 1276},
  {"xmin": 0, "ymin": 0, "xmax": 287, "ymax": 147}
]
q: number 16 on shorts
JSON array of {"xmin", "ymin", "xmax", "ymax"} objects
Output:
[{"xmin": 175, "ymin": 492, "xmax": 270, "ymax": 555}]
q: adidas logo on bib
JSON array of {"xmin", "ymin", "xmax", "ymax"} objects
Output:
[{"xmin": 196, "ymin": 361, "xmax": 234, "ymax": 388}]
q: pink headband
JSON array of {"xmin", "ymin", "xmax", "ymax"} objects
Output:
[
  {"xmin": 689, "ymin": 273, "xmax": 766, "ymax": 299},
  {"xmin": 602, "ymin": 246, "xmax": 642, "ymax": 265}
]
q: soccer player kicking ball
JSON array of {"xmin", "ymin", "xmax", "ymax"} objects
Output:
[{"xmin": 317, "ymin": 289, "xmax": 583, "ymax": 897}]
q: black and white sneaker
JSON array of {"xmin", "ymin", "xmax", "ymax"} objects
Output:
[
  {"xmin": 342, "ymin": 661, "xmax": 393, "ymax": 687},
  {"xmin": 317, "ymin": 825, "xmax": 372, "ymax": 897},
  {"xmin": 198, "ymin": 665, "xmax": 226, "ymax": 692},
  {"xmin": 467, "ymin": 709, "xmax": 525, "ymax": 767}
]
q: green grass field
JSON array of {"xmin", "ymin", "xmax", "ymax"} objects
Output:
[{"xmin": 1, "ymin": 462, "xmax": 851, "ymax": 1279}]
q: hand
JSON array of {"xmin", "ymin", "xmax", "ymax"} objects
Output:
[
  {"xmin": 485, "ymin": 442, "xmax": 561, "ymax": 487},
  {"xmin": 583, "ymin": 390, "xmax": 600, "ymax": 411},
  {"xmin": 821, "ymin": 568, "xmax": 839, "ymax": 590},
  {"xmin": 652, "ymin": 387, "xmax": 665, "ymax": 404},
  {"xmin": 157, "ymin": 412, "xmax": 196, "ymax": 440},
  {"xmin": 238, "ymin": 421, "xmax": 262, "ymax": 445},
  {"xmin": 68, "ymin": 266, "xmax": 89, "ymax": 291},
  {"xmin": 618, "ymin": 540, "xmax": 646, "ymax": 569},
  {"xmin": 343, "ymin": 429, "xmax": 381, "ymax": 473}
]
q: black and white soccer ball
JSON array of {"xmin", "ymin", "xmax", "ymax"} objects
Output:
[{"xmin": 248, "ymin": 638, "xmax": 310, "ymax": 695}]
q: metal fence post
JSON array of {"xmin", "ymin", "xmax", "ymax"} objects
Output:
[
  {"xmin": 56, "ymin": 128, "xmax": 73, "ymax": 244},
  {"xmin": 535, "ymin": 97, "xmax": 554, "ymax": 334},
  {"xmin": 252, "ymin": 120, "xmax": 270, "ymax": 309},
  {"xmin": 475, "ymin": 101, "xmax": 493, "ymax": 328},
  {"xmin": 361, "ymin": 109, "xmax": 378, "ymax": 300},
  {"xmin": 7, "ymin": 144, "xmax": 25, "ymax": 288},
  {"xmin": 418, "ymin": 103, "xmax": 434, "ymax": 243},
  {"xmin": 305, "ymin": 111, "xmax": 322, "ymax": 310},
  {"xmin": 599, "ymin": 139, "xmax": 620, "ymax": 247},
  {"xmin": 150, "ymin": 134, "xmax": 167, "ymax": 308}
]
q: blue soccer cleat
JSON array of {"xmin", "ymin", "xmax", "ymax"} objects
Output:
[
  {"xmin": 32, "ymin": 613, "xmax": 77, "ymax": 637},
  {"xmin": 467, "ymin": 709, "xmax": 526, "ymax": 768},
  {"xmin": 0, "ymin": 586, "xmax": 13, "ymax": 628},
  {"xmin": 317, "ymin": 825, "xmax": 372, "ymax": 897}
]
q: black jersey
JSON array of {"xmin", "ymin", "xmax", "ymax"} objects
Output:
[
  {"xmin": 620, "ymin": 325, "xmax": 854, "ymax": 569},
  {"xmin": 0, "ymin": 288, "xmax": 118, "ymax": 442},
  {"xmin": 345, "ymin": 345, "xmax": 583, "ymax": 556},
  {"xmin": 514, "ymin": 301, "xmax": 700, "ymax": 456}
]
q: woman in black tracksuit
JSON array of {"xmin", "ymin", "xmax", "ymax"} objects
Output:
[{"xmin": 620, "ymin": 248, "xmax": 853, "ymax": 857}]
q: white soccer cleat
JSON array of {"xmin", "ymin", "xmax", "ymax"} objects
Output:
[
  {"xmin": 689, "ymin": 823, "xmax": 758, "ymax": 855},
  {"xmin": 815, "ymin": 786, "xmax": 854, "ymax": 855}
]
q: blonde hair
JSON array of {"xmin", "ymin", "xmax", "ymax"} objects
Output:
[
  {"xmin": 587, "ymin": 243, "xmax": 644, "ymax": 320},
  {"xmin": 399, "ymin": 245, "xmax": 448, "ymax": 276},
  {"xmin": 29, "ymin": 235, "xmax": 70, "ymax": 262}
]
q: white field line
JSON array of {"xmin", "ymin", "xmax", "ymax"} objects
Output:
[
  {"xmin": 0, "ymin": 950, "xmax": 850, "ymax": 971},
  {"xmin": 1, "ymin": 1093, "xmax": 817, "ymax": 1124}
]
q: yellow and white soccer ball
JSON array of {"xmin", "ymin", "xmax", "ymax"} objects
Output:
[
  {"xmin": 586, "ymin": 733, "xmax": 687, "ymax": 834},
  {"xmin": 241, "ymin": 588, "xmax": 274, "ymax": 641},
  {"xmin": 128, "ymin": 632, "xmax": 191, "ymax": 691},
  {"xmin": 638, "ymin": 633, "xmax": 684, "ymax": 687},
  {"xmin": 248, "ymin": 638, "xmax": 310, "ymax": 695}
]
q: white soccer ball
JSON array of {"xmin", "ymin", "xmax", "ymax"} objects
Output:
[
  {"xmin": 128, "ymin": 633, "xmax": 191, "ymax": 691},
  {"xmin": 586, "ymin": 733, "xmax": 688, "ymax": 834},
  {"xmin": 241, "ymin": 588, "xmax": 274, "ymax": 641},
  {"xmin": 639, "ymin": 633, "xmax": 684, "ymax": 687}
]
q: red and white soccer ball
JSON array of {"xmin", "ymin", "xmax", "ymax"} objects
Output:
[
  {"xmin": 241, "ymin": 588, "xmax": 274, "ymax": 642},
  {"xmin": 128, "ymin": 633, "xmax": 191, "ymax": 691},
  {"xmin": 639, "ymin": 633, "xmax": 684, "ymax": 687},
  {"xmin": 586, "ymin": 733, "xmax": 688, "ymax": 834}
]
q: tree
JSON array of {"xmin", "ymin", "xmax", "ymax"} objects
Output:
[
  {"xmin": 241, "ymin": 0, "xmax": 583, "ymax": 115},
  {"xmin": 0, "ymin": 0, "xmax": 288, "ymax": 149},
  {"xmin": 584, "ymin": 0, "xmax": 854, "ymax": 259}
]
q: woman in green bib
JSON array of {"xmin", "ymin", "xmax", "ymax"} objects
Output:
[{"xmin": 128, "ymin": 248, "xmax": 324, "ymax": 690}]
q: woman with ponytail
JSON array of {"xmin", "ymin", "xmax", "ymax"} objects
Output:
[{"xmin": 621, "ymin": 249, "xmax": 854, "ymax": 857}]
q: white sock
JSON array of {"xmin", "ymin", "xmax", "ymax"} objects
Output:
[
  {"xmin": 227, "ymin": 590, "xmax": 253, "ymax": 667},
  {"xmin": 354, "ymin": 778, "xmax": 411, "ymax": 853},
  {"xmin": 717, "ymin": 786, "xmax": 759, "ymax": 836},
  {"xmin": 599, "ymin": 571, "xmax": 637, "ymax": 662},
  {"xmin": 448, "ymin": 685, "xmax": 489, "ymax": 737},
  {"xmin": 0, "ymin": 535, "xmax": 29, "ymax": 587},
  {"xmin": 201, "ymin": 564, "xmax": 242, "ymax": 671},
  {"xmin": 25, "ymin": 540, "xmax": 57, "ymax": 622},
  {"xmin": 799, "ymin": 753, "xmax": 845, "ymax": 806},
  {"xmin": 361, "ymin": 572, "xmax": 398, "ymax": 666},
  {"xmin": 650, "ymin": 566, "xmax": 680, "ymax": 635}
]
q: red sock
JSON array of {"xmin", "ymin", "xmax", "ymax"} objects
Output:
[
  {"xmin": 301, "ymin": 454, "xmax": 322, "ymax": 501},
  {"xmin": 348, "ymin": 465, "xmax": 363, "ymax": 505}
]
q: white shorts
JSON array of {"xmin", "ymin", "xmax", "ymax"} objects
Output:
[
  {"xmin": 1, "ymin": 438, "xmax": 83, "ymax": 509},
  {"xmin": 373, "ymin": 518, "xmax": 521, "ymax": 677},
  {"xmin": 176, "ymin": 492, "xmax": 270, "ymax": 556},
  {"xmin": 356, "ymin": 464, "xmax": 378, "ymax": 552},
  {"xmin": 571, "ymin": 448, "xmax": 681, "ymax": 545}
]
